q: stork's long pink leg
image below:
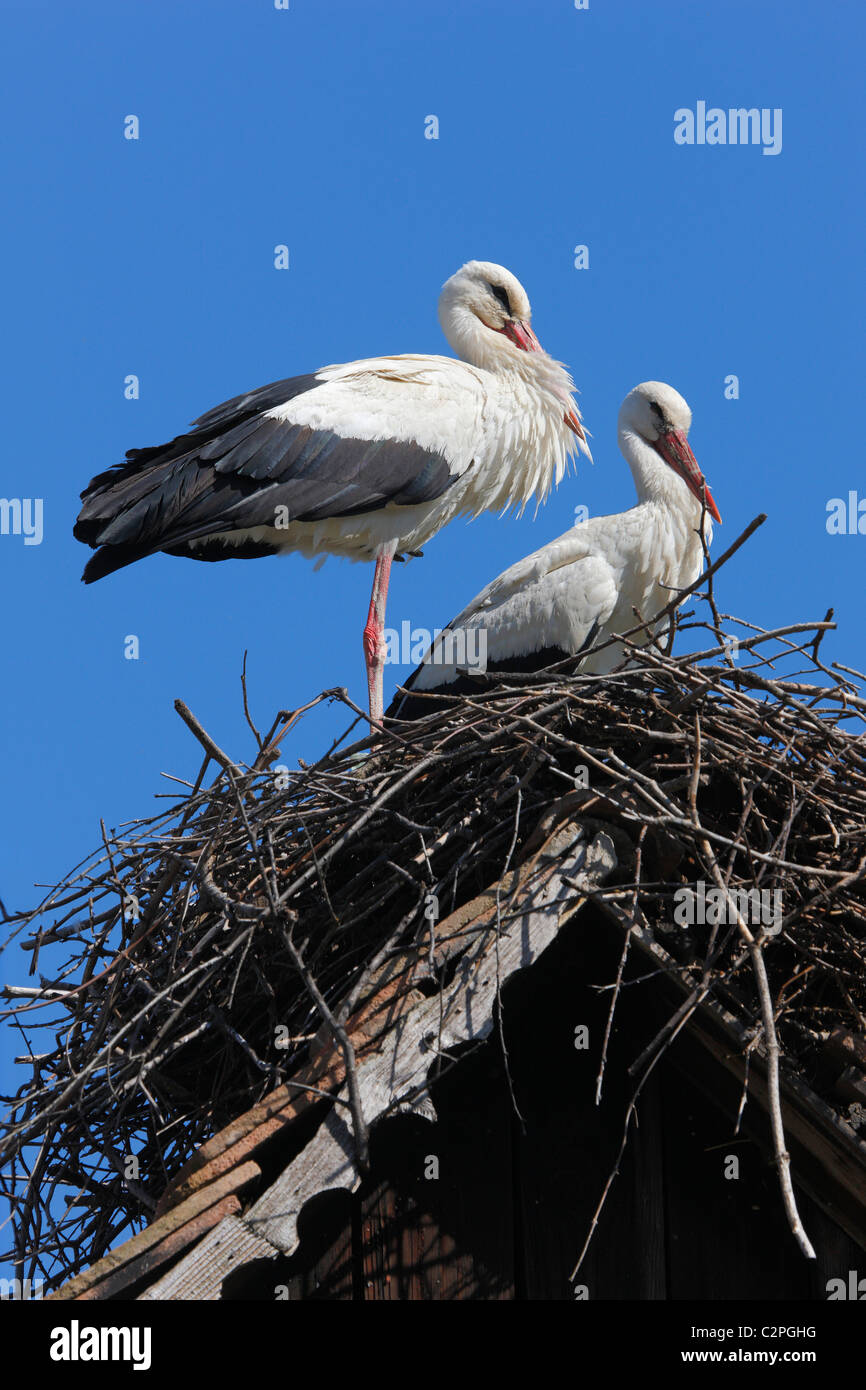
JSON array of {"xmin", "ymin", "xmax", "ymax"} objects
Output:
[{"xmin": 362, "ymin": 544, "xmax": 395, "ymax": 725}]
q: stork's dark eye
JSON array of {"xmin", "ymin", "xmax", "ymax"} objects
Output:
[
  {"xmin": 649, "ymin": 401, "xmax": 665, "ymax": 422},
  {"xmin": 488, "ymin": 283, "xmax": 512, "ymax": 315}
]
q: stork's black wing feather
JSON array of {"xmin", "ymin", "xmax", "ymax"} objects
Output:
[
  {"xmin": 386, "ymin": 619, "xmax": 603, "ymax": 721},
  {"xmin": 75, "ymin": 370, "xmax": 458, "ymax": 583},
  {"xmin": 78, "ymin": 375, "xmax": 322, "ymax": 506}
]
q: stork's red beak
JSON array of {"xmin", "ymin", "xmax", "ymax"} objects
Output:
[
  {"xmin": 501, "ymin": 319, "xmax": 542, "ymax": 353},
  {"xmin": 654, "ymin": 429, "xmax": 722, "ymax": 524}
]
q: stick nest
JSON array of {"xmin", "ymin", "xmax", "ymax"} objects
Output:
[{"xmin": 2, "ymin": 589, "xmax": 866, "ymax": 1290}]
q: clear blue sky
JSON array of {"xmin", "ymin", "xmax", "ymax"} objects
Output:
[{"xmin": 1, "ymin": 0, "xmax": 864, "ymax": 1145}]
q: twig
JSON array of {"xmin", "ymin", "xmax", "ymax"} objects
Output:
[{"xmin": 174, "ymin": 699, "xmax": 244, "ymax": 779}]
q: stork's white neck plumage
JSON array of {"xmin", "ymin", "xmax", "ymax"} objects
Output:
[
  {"xmin": 437, "ymin": 258, "xmax": 584, "ymax": 437},
  {"xmin": 619, "ymin": 424, "xmax": 705, "ymax": 526},
  {"xmin": 616, "ymin": 381, "xmax": 720, "ymax": 534},
  {"xmin": 439, "ymin": 293, "xmax": 575, "ymax": 397}
]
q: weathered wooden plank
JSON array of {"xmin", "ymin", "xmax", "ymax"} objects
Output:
[
  {"xmin": 138, "ymin": 1214, "xmax": 280, "ymax": 1301},
  {"xmin": 46, "ymin": 1161, "xmax": 262, "ymax": 1301},
  {"xmin": 78, "ymin": 1195, "xmax": 242, "ymax": 1301},
  {"xmin": 243, "ymin": 826, "xmax": 617, "ymax": 1258}
]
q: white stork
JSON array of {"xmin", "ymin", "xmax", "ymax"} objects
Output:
[
  {"xmin": 74, "ymin": 260, "xmax": 589, "ymax": 722},
  {"xmin": 387, "ymin": 381, "xmax": 721, "ymax": 719}
]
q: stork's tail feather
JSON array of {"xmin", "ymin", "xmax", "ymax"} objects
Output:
[{"xmin": 81, "ymin": 544, "xmax": 151, "ymax": 584}]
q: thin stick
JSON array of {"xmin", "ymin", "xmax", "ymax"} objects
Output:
[{"xmin": 174, "ymin": 699, "xmax": 243, "ymax": 779}]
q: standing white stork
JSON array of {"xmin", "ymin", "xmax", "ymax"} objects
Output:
[
  {"xmin": 74, "ymin": 260, "xmax": 589, "ymax": 722},
  {"xmin": 387, "ymin": 381, "xmax": 721, "ymax": 719}
]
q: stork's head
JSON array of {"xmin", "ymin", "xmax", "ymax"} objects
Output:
[
  {"xmin": 439, "ymin": 261, "xmax": 541, "ymax": 355},
  {"xmin": 619, "ymin": 381, "xmax": 721, "ymax": 524},
  {"xmin": 438, "ymin": 261, "xmax": 590, "ymax": 457}
]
